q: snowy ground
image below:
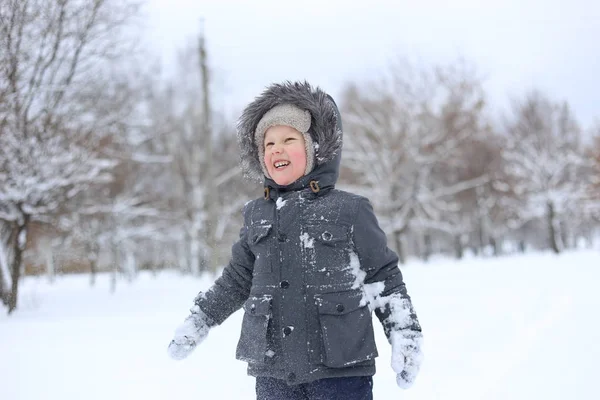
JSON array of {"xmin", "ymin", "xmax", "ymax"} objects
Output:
[{"xmin": 2, "ymin": 250, "xmax": 599, "ymax": 400}]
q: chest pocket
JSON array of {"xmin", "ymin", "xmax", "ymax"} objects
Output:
[
  {"xmin": 304, "ymin": 224, "xmax": 350, "ymax": 271},
  {"xmin": 248, "ymin": 224, "xmax": 273, "ymax": 274}
]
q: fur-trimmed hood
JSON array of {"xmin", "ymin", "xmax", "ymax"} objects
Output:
[{"xmin": 237, "ymin": 81, "xmax": 343, "ymax": 190}]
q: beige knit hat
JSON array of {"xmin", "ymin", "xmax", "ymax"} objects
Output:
[{"xmin": 254, "ymin": 103, "xmax": 315, "ymax": 179}]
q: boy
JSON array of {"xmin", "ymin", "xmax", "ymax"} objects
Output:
[{"xmin": 168, "ymin": 81, "xmax": 423, "ymax": 400}]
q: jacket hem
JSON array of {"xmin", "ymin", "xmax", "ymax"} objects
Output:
[{"xmin": 246, "ymin": 363, "xmax": 376, "ymax": 385}]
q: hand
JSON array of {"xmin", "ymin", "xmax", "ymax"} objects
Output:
[
  {"xmin": 167, "ymin": 306, "xmax": 211, "ymax": 360},
  {"xmin": 390, "ymin": 330, "xmax": 423, "ymax": 389}
]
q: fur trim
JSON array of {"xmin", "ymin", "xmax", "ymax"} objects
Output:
[
  {"xmin": 254, "ymin": 103, "xmax": 315, "ymax": 178},
  {"xmin": 237, "ymin": 81, "xmax": 342, "ymax": 182}
]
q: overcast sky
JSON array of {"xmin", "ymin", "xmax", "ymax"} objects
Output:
[{"xmin": 141, "ymin": 0, "xmax": 599, "ymax": 129}]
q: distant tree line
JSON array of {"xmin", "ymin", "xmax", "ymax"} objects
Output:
[{"xmin": 340, "ymin": 59, "xmax": 599, "ymax": 262}]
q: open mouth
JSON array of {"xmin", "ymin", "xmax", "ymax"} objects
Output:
[{"xmin": 274, "ymin": 161, "xmax": 290, "ymax": 169}]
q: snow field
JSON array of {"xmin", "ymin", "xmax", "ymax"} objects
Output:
[{"xmin": 1, "ymin": 250, "xmax": 599, "ymax": 399}]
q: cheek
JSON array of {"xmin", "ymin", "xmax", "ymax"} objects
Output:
[{"xmin": 289, "ymin": 146, "xmax": 307, "ymax": 167}]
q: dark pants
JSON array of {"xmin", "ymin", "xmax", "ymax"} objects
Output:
[{"xmin": 255, "ymin": 376, "xmax": 373, "ymax": 400}]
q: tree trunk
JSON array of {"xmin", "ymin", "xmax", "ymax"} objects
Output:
[
  {"xmin": 422, "ymin": 231, "xmax": 432, "ymax": 262},
  {"xmin": 89, "ymin": 250, "xmax": 98, "ymax": 287},
  {"xmin": 454, "ymin": 234, "xmax": 464, "ymax": 259},
  {"xmin": 198, "ymin": 29, "xmax": 220, "ymax": 274},
  {"xmin": 0, "ymin": 264, "xmax": 8, "ymax": 307},
  {"xmin": 490, "ymin": 237, "xmax": 500, "ymax": 257},
  {"xmin": 547, "ymin": 201, "xmax": 561, "ymax": 254},
  {"xmin": 477, "ymin": 217, "xmax": 487, "ymax": 256},
  {"xmin": 178, "ymin": 239, "xmax": 188, "ymax": 274},
  {"xmin": 124, "ymin": 249, "xmax": 136, "ymax": 282},
  {"xmin": 475, "ymin": 186, "xmax": 489, "ymax": 257},
  {"xmin": 393, "ymin": 230, "xmax": 406, "ymax": 264},
  {"xmin": 560, "ymin": 221, "xmax": 570, "ymax": 250},
  {"xmin": 46, "ymin": 248, "xmax": 55, "ymax": 284},
  {"xmin": 110, "ymin": 244, "xmax": 119, "ymax": 293},
  {"xmin": 0, "ymin": 231, "xmax": 12, "ymax": 306},
  {"xmin": 90, "ymin": 258, "xmax": 98, "ymax": 287},
  {"xmin": 8, "ymin": 215, "xmax": 30, "ymax": 314},
  {"xmin": 189, "ymin": 221, "xmax": 201, "ymax": 276}
]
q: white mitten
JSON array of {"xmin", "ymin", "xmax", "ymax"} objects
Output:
[
  {"xmin": 390, "ymin": 330, "xmax": 423, "ymax": 389},
  {"xmin": 167, "ymin": 306, "xmax": 211, "ymax": 360}
]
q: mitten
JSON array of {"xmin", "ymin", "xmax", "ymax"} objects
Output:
[
  {"xmin": 167, "ymin": 305, "xmax": 211, "ymax": 360},
  {"xmin": 390, "ymin": 329, "xmax": 423, "ymax": 389}
]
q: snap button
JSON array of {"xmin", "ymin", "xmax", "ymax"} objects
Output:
[
  {"xmin": 283, "ymin": 326, "xmax": 293, "ymax": 336},
  {"xmin": 322, "ymin": 231, "xmax": 333, "ymax": 241},
  {"xmin": 336, "ymin": 304, "xmax": 345, "ymax": 313},
  {"xmin": 280, "ymin": 280, "xmax": 290, "ymax": 289},
  {"xmin": 287, "ymin": 372, "xmax": 296, "ymax": 382},
  {"xmin": 250, "ymin": 304, "xmax": 256, "ymax": 314}
]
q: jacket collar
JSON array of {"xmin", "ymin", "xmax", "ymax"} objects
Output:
[{"xmin": 263, "ymin": 153, "xmax": 340, "ymax": 201}]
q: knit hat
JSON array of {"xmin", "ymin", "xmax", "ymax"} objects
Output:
[{"xmin": 254, "ymin": 103, "xmax": 315, "ymax": 179}]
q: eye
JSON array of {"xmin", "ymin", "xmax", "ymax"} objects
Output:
[
  {"xmin": 285, "ymin": 137, "xmax": 297, "ymax": 143},
  {"xmin": 265, "ymin": 141, "xmax": 274, "ymax": 148}
]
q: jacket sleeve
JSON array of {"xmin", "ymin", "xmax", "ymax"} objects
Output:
[
  {"xmin": 352, "ymin": 197, "xmax": 421, "ymax": 338},
  {"xmin": 192, "ymin": 205, "xmax": 255, "ymax": 327}
]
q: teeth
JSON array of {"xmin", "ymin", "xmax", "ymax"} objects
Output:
[{"xmin": 275, "ymin": 161, "xmax": 289, "ymax": 168}]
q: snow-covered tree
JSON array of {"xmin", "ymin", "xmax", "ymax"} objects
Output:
[
  {"xmin": 145, "ymin": 32, "xmax": 253, "ymax": 275},
  {"xmin": 56, "ymin": 188, "xmax": 168, "ymax": 288},
  {"xmin": 0, "ymin": 128, "xmax": 117, "ymax": 312},
  {"xmin": 583, "ymin": 124, "xmax": 600, "ymax": 226},
  {"xmin": 592, "ymin": 135, "xmax": 600, "ymax": 200},
  {"xmin": 0, "ymin": 0, "xmax": 141, "ymax": 313},
  {"xmin": 441, "ymin": 132, "xmax": 509, "ymax": 257},
  {"xmin": 500, "ymin": 91, "xmax": 587, "ymax": 253},
  {"xmin": 44, "ymin": 88, "xmax": 176, "ymax": 287},
  {"xmin": 340, "ymin": 58, "xmax": 489, "ymax": 262}
]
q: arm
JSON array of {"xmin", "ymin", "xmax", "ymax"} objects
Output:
[
  {"xmin": 193, "ymin": 220, "xmax": 255, "ymax": 326},
  {"xmin": 352, "ymin": 197, "xmax": 423, "ymax": 389},
  {"xmin": 168, "ymin": 205, "xmax": 255, "ymax": 360}
]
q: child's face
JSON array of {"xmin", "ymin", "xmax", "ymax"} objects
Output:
[{"xmin": 264, "ymin": 125, "xmax": 307, "ymax": 185}]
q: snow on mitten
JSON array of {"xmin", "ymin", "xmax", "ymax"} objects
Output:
[
  {"xmin": 168, "ymin": 305, "xmax": 211, "ymax": 360},
  {"xmin": 390, "ymin": 329, "xmax": 423, "ymax": 389}
]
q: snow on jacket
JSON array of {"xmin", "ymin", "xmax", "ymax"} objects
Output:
[{"xmin": 194, "ymin": 81, "xmax": 421, "ymax": 385}]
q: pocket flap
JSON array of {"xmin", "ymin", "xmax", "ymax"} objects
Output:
[
  {"xmin": 306, "ymin": 224, "xmax": 348, "ymax": 244},
  {"xmin": 243, "ymin": 295, "xmax": 273, "ymax": 316},
  {"xmin": 249, "ymin": 225, "xmax": 272, "ymax": 244},
  {"xmin": 316, "ymin": 291, "xmax": 366, "ymax": 315}
]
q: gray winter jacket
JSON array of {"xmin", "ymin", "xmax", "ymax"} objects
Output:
[{"xmin": 195, "ymin": 81, "xmax": 421, "ymax": 385}]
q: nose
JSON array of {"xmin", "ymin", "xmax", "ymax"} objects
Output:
[{"xmin": 270, "ymin": 142, "xmax": 283, "ymax": 154}]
